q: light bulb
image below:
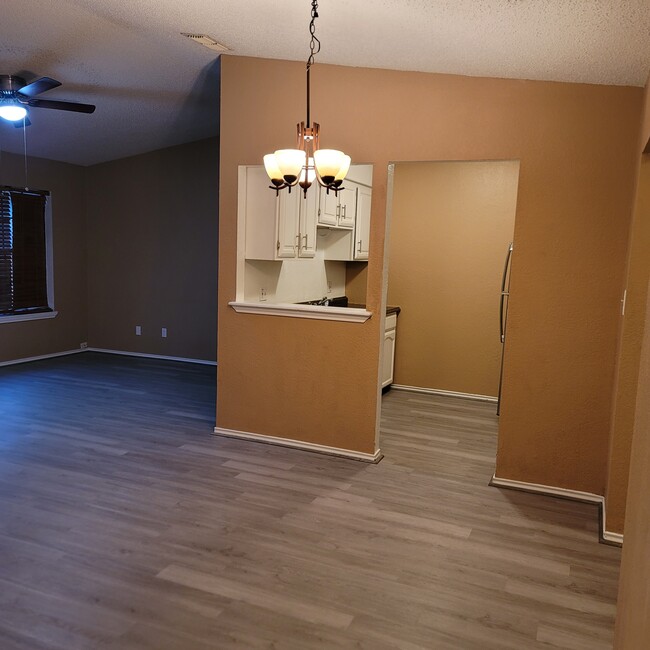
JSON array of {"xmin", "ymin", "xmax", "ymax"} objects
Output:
[{"xmin": 0, "ymin": 104, "xmax": 27, "ymax": 122}]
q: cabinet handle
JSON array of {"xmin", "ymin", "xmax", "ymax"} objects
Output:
[
  {"xmin": 336, "ymin": 204, "xmax": 340, "ymax": 218},
  {"xmin": 357, "ymin": 240, "xmax": 362, "ymax": 253},
  {"xmin": 342, "ymin": 205, "xmax": 346, "ymax": 219},
  {"xmin": 303, "ymin": 234, "xmax": 308, "ymax": 248}
]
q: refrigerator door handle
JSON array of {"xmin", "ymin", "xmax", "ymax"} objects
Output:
[{"xmin": 499, "ymin": 243, "xmax": 513, "ymax": 342}]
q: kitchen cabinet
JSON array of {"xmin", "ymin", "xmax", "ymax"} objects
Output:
[
  {"xmin": 382, "ymin": 312, "xmax": 398, "ymax": 388},
  {"xmin": 276, "ymin": 186, "xmax": 318, "ymax": 259},
  {"xmin": 354, "ymin": 184, "xmax": 371, "ymax": 260},
  {"xmin": 317, "ymin": 183, "xmax": 357, "ymax": 229},
  {"xmin": 244, "ymin": 166, "xmax": 317, "ymax": 260}
]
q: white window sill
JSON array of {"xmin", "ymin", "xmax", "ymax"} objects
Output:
[
  {"xmin": 229, "ymin": 301, "xmax": 372, "ymax": 323},
  {"xmin": 0, "ymin": 310, "xmax": 58, "ymax": 324}
]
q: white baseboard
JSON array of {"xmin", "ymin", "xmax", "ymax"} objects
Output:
[
  {"xmin": 1, "ymin": 347, "xmax": 217, "ymax": 368},
  {"xmin": 87, "ymin": 348, "xmax": 217, "ymax": 366},
  {"xmin": 213, "ymin": 426, "xmax": 383, "ymax": 463},
  {"xmin": 391, "ymin": 384, "xmax": 497, "ymax": 403},
  {"xmin": 490, "ymin": 475, "xmax": 623, "ymax": 546},
  {"xmin": 0, "ymin": 348, "xmax": 84, "ymax": 367},
  {"xmin": 602, "ymin": 529, "xmax": 624, "ymax": 545}
]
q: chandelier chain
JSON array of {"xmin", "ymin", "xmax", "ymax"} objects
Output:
[{"xmin": 307, "ymin": 0, "xmax": 321, "ymax": 72}]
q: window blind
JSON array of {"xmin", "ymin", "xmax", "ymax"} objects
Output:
[
  {"xmin": 0, "ymin": 192, "xmax": 12, "ymax": 313},
  {"xmin": 0, "ymin": 189, "xmax": 50, "ymax": 315}
]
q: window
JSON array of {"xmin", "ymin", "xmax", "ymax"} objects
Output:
[{"xmin": 0, "ymin": 187, "xmax": 54, "ymax": 320}]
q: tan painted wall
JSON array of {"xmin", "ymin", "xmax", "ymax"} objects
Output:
[
  {"xmin": 345, "ymin": 263, "xmax": 368, "ymax": 304},
  {"xmin": 86, "ymin": 138, "xmax": 219, "ymax": 361},
  {"xmin": 606, "ymin": 157, "xmax": 650, "ymax": 534},
  {"xmin": 614, "ymin": 233, "xmax": 650, "ymax": 647},
  {"xmin": 0, "ymin": 152, "xmax": 87, "ymax": 363},
  {"xmin": 614, "ymin": 77, "xmax": 650, "ymax": 650},
  {"xmin": 388, "ymin": 160, "xmax": 518, "ymax": 397},
  {"xmin": 218, "ymin": 56, "xmax": 642, "ymax": 473}
]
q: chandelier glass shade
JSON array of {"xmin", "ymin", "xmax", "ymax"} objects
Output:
[{"xmin": 263, "ymin": 0, "xmax": 350, "ymax": 197}]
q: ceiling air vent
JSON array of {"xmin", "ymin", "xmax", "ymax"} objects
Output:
[{"xmin": 181, "ymin": 33, "xmax": 230, "ymax": 52}]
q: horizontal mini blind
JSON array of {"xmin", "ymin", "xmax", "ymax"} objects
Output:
[
  {"xmin": 0, "ymin": 192, "xmax": 12, "ymax": 312},
  {"xmin": 0, "ymin": 189, "xmax": 50, "ymax": 315},
  {"xmin": 11, "ymin": 192, "xmax": 48, "ymax": 311}
]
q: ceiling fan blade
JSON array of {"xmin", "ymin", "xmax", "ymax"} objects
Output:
[
  {"xmin": 13, "ymin": 117, "xmax": 32, "ymax": 128},
  {"xmin": 27, "ymin": 98, "xmax": 96, "ymax": 114},
  {"xmin": 17, "ymin": 76, "xmax": 61, "ymax": 97}
]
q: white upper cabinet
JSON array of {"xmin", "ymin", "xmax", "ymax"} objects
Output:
[
  {"xmin": 276, "ymin": 190, "xmax": 301, "ymax": 258},
  {"xmin": 338, "ymin": 183, "xmax": 357, "ymax": 229},
  {"xmin": 354, "ymin": 184, "xmax": 372, "ymax": 260},
  {"xmin": 318, "ymin": 188, "xmax": 338, "ymax": 227},
  {"xmin": 317, "ymin": 184, "xmax": 356, "ymax": 230},
  {"xmin": 244, "ymin": 166, "xmax": 317, "ymax": 261},
  {"xmin": 299, "ymin": 185, "xmax": 318, "ymax": 257},
  {"xmin": 243, "ymin": 166, "xmax": 279, "ymax": 261}
]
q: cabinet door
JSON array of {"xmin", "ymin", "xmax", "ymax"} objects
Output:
[
  {"xmin": 338, "ymin": 183, "xmax": 357, "ymax": 229},
  {"xmin": 354, "ymin": 185, "xmax": 371, "ymax": 260},
  {"xmin": 382, "ymin": 328, "xmax": 396, "ymax": 388},
  {"xmin": 276, "ymin": 189, "xmax": 300, "ymax": 258},
  {"xmin": 317, "ymin": 186, "xmax": 338, "ymax": 226},
  {"xmin": 244, "ymin": 166, "xmax": 280, "ymax": 261},
  {"xmin": 298, "ymin": 187, "xmax": 318, "ymax": 258}
]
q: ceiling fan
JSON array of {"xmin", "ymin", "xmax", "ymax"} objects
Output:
[{"xmin": 0, "ymin": 75, "xmax": 96, "ymax": 126}]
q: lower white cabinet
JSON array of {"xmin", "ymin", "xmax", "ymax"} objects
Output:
[
  {"xmin": 382, "ymin": 313, "xmax": 398, "ymax": 388},
  {"xmin": 244, "ymin": 166, "xmax": 317, "ymax": 260}
]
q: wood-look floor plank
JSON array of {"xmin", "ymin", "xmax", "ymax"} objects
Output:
[{"xmin": 0, "ymin": 353, "xmax": 620, "ymax": 648}]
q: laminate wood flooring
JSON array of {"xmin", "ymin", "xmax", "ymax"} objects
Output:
[{"xmin": 0, "ymin": 353, "xmax": 621, "ymax": 649}]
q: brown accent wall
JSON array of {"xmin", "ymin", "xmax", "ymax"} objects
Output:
[
  {"xmin": 0, "ymin": 152, "xmax": 87, "ymax": 363},
  {"xmin": 218, "ymin": 56, "xmax": 642, "ymax": 473},
  {"xmin": 614, "ymin": 236, "xmax": 650, "ymax": 647},
  {"xmin": 86, "ymin": 138, "xmax": 219, "ymax": 361},
  {"xmin": 614, "ymin": 77, "xmax": 650, "ymax": 649},
  {"xmin": 606, "ymin": 157, "xmax": 650, "ymax": 534},
  {"xmin": 387, "ymin": 161, "xmax": 518, "ymax": 397}
]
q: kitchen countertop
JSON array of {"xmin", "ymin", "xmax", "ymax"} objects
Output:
[{"xmin": 349, "ymin": 303, "xmax": 401, "ymax": 316}]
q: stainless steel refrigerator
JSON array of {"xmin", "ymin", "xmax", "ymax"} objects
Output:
[{"xmin": 497, "ymin": 242, "xmax": 513, "ymax": 416}]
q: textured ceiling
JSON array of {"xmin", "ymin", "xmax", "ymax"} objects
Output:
[{"xmin": 0, "ymin": 0, "xmax": 648, "ymax": 166}]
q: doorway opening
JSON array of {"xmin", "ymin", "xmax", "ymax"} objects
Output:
[{"xmin": 380, "ymin": 159, "xmax": 520, "ymax": 468}]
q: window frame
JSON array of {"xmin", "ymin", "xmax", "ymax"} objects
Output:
[{"xmin": 0, "ymin": 190, "xmax": 56, "ymax": 324}]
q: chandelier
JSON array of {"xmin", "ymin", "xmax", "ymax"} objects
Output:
[{"xmin": 263, "ymin": 0, "xmax": 350, "ymax": 198}]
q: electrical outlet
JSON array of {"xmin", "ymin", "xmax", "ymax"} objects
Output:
[
  {"xmin": 260, "ymin": 287, "xmax": 267, "ymax": 302},
  {"xmin": 135, "ymin": 325, "xmax": 142, "ymax": 336},
  {"xmin": 161, "ymin": 327, "xmax": 167, "ymax": 338},
  {"xmin": 327, "ymin": 280, "xmax": 332, "ymax": 293},
  {"xmin": 80, "ymin": 342, "xmax": 88, "ymax": 349}
]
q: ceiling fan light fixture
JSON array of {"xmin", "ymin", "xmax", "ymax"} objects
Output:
[{"xmin": 0, "ymin": 101, "xmax": 27, "ymax": 122}]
